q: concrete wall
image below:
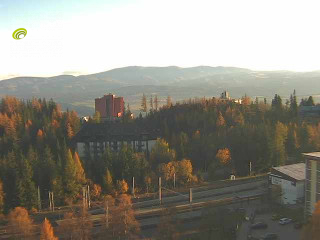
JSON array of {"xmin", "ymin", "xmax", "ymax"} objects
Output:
[{"xmin": 271, "ymin": 176, "xmax": 304, "ymax": 204}]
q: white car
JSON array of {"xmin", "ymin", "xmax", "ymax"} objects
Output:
[{"xmin": 278, "ymin": 218, "xmax": 292, "ymax": 225}]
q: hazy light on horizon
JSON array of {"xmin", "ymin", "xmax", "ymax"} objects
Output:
[{"xmin": 1, "ymin": 0, "xmax": 320, "ymax": 78}]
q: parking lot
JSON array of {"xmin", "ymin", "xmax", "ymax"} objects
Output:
[{"xmin": 237, "ymin": 205, "xmax": 303, "ymax": 240}]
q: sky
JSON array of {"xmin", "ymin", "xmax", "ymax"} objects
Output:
[{"xmin": 1, "ymin": 0, "xmax": 320, "ymax": 79}]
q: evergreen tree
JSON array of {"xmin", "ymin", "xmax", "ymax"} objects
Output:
[
  {"xmin": 104, "ymin": 168, "xmax": 113, "ymax": 194},
  {"xmin": 140, "ymin": 94, "xmax": 147, "ymax": 114},
  {"xmin": 16, "ymin": 154, "xmax": 37, "ymax": 210},
  {"xmin": 154, "ymin": 95, "xmax": 159, "ymax": 111},
  {"xmin": 289, "ymin": 90, "xmax": 298, "ymax": 118},
  {"xmin": 149, "ymin": 95, "xmax": 154, "ymax": 111},
  {"xmin": 63, "ymin": 149, "xmax": 80, "ymax": 203}
]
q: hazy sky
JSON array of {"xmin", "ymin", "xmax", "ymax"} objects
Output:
[{"xmin": 1, "ymin": 0, "xmax": 320, "ymax": 79}]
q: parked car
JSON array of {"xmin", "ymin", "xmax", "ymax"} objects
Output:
[
  {"xmin": 260, "ymin": 233, "xmax": 278, "ymax": 240},
  {"xmin": 279, "ymin": 218, "xmax": 292, "ymax": 225},
  {"xmin": 250, "ymin": 222, "xmax": 268, "ymax": 230}
]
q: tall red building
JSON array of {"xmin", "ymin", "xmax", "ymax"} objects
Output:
[{"xmin": 95, "ymin": 94, "xmax": 124, "ymax": 120}]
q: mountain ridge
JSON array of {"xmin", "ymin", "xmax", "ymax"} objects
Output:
[{"xmin": 1, "ymin": 66, "xmax": 320, "ymax": 116}]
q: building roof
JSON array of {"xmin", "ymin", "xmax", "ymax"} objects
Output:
[
  {"xmin": 272, "ymin": 163, "xmax": 305, "ymax": 181},
  {"xmin": 302, "ymin": 152, "xmax": 320, "ymax": 160},
  {"xmin": 73, "ymin": 122, "xmax": 160, "ymax": 142}
]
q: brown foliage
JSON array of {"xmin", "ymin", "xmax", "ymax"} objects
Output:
[
  {"xmin": 216, "ymin": 148, "xmax": 231, "ymax": 165},
  {"xmin": 57, "ymin": 208, "xmax": 93, "ymax": 240},
  {"xmin": 40, "ymin": 218, "xmax": 58, "ymax": 240},
  {"xmin": 8, "ymin": 207, "xmax": 34, "ymax": 239}
]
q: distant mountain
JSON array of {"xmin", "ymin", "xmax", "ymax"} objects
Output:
[{"xmin": 1, "ymin": 66, "xmax": 320, "ymax": 116}]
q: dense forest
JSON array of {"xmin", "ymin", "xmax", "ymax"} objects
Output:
[
  {"xmin": 0, "ymin": 92, "xmax": 320, "ymax": 215},
  {"xmin": 143, "ymin": 92, "xmax": 320, "ymax": 178}
]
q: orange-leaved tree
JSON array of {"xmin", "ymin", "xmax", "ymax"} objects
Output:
[
  {"xmin": 216, "ymin": 148, "xmax": 231, "ymax": 165},
  {"xmin": 40, "ymin": 218, "xmax": 58, "ymax": 240},
  {"xmin": 8, "ymin": 207, "xmax": 34, "ymax": 238}
]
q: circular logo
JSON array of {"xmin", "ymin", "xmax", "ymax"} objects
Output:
[{"xmin": 12, "ymin": 28, "xmax": 27, "ymax": 40}]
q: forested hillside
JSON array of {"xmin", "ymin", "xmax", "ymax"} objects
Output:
[
  {"xmin": 144, "ymin": 93, "xmax": 320, "ymax": 178},
  {"xmin": 1, "ymin": 93, "xmax": 320, "ymax": 215}
]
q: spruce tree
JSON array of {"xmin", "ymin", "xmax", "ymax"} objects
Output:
[
  {"xmin": 16, "ymin": 154, "xmax": 37, "ymax": 210},
  {"xmin": 104, "ymin": 169, "xmax": 113, "ymax": 194},
  {"xmin": 63, "ymin": 149, "xmax": 80, "ymax": 203}
]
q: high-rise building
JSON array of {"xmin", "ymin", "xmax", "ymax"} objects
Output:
[
  {"xmin": 303, "ymin": 152, "xmax": 320, "ymax": 216},
  {"xmin": 95, "ymin": 94, "xmax": 124, "ymax": 120}
]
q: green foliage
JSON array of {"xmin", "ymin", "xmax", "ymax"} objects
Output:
[
  {"xmin": 104, "ymin": 169, "xmax": 113, "ymax": 194},
  {"xmin": 63, "ymin": 150, "xmax": 81, "ymax": 203},
  {"xmin": 150, "ymin": 139, "xmax": 176, "ymax": 167},
  {"xmin": 16, "ymin": 154, "xmax": 37, "ymax": 210}
]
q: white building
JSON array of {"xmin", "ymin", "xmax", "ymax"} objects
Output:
[{"xmin": 269, "ymin": 163, "xmax": 305, "ymax": 204}]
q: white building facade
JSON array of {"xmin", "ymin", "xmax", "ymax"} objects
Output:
[{"xmin": 269, "ymin": 163, "xmax": 305, "ymax": 204}]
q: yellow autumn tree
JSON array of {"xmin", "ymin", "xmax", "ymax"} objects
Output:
[
  {"xmin": 40, "ymin": 218, "xmax": 58, "ymax": 240},
  {"xmin": 216, "ymin": 148, "xmax": 231, "ymax": 165},
  {"xmin": 216, "ymin": 112, "xmax": 226, "ymax": 128},
  {"xmin": 73, "ymin": 152, "xmax": 86, "ymax": 184},
  {"xmin": 117, "ymin": 180, "xmax": 128, "ymax": 194}
]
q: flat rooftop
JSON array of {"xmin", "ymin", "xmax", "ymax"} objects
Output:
[
  {"xmin": 302, "ymin": 152, "xmax": 320, "ymax": 160},
  {"xmin": 272, "ymin": 163, "xmax": 305, "ymax": 181}
]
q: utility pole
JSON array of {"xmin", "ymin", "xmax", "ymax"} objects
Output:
[
  {"xmin": 51, "ymin": 192, "xmax": 54, "ymax": 212},
  {"xmin": 249, "ymin": 161, "xmax": 252, "ymax": 176},
  {"xmin": 83, "ymin": 186, "xmax": 87, "ymax": 208},
  {"xmin": 87, "ymin": 185, "xmax": 91, "ymax": 208},
  {"xmin": 159, "ymin": 177, "xmax": 162, "ymax": 205},
  {"xmin": 48, "ymin": 192, "xmax": 52, "ymax": 211},
  {"xmin": 37, "ymin": 186, "xmax": 41, "ymax": 212},
  {"xmin": 173, "ymin": 173, "xmax": 176, "ymax": 189},
  {"xmin": 132, "ymin": 177, "xmax": 135, "ymax": 197},
  {"xmin": 189, "ymin": 188, "xmax": 193, "ymax": 204},
  {"xmin": 105, "ymin": 200, "xmax": 109, "ymax": 228}
]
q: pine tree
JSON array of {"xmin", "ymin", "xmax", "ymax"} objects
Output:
[
  {"xmin": 40, "ymin": 218, "xmax": 58, "ymax": 240},
  {"xmin": 154, "ymin": 95, "xmax": 159, "ymax": 111},
  {"xmin": 140, "ymin": 94, "xmax": 147, "ymax": 114},
  {"xmin": 16, "ymin": 154, "xmax": 37, "ymax": 210},
  {"xmin": 104, "ymin": 169, "xmax": 113, "ymax": 194},
  {"xmin": 63, "ymin": 149, "xmax": 80, "ymax": 203},
  {"xmin": 149, "ymin": 95, "xmax": 154, "ymax": 111}
]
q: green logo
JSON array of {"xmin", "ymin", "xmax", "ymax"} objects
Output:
[{"xmin": 12, "ymin": 28, "xmax": 27, "ymax": 40}]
